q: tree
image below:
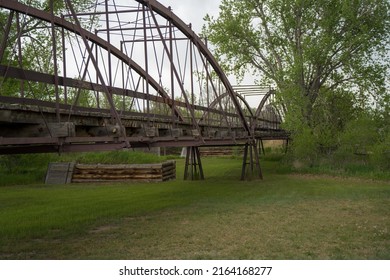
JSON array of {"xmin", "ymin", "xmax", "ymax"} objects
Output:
[
  {"xmin": 0, "ymin": 0, "xmax": 96, "ymax": 99},
  {"xmin": 203, "ymin": 0, "xmax": 389, "ymax": 124}
]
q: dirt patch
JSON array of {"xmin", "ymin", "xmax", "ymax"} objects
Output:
[
  {"xmin": 287, "ymin": 173, "xmax": 389, "ymax": 184},
  {"xmin": 89, "ymin": 225, "xmax": 118, "ymax": 234}
]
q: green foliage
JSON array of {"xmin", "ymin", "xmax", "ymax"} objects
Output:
[
  {"xmin": 204, "ymin": 0, "xmax": 389, "ymax": 92},
  {"xmin": 284, "ymin": 109, "xmax": 389, "ymax": 175},
  {"xmin": 0, "ymin": 0, "xmax": 96, "ymax": 100},
  {"xmin": 75, "ymin": 150, "xmax": 166, "ymax": 164},
  {"xmin": 370, "ymin": 133, "xmax": 390, "ymax": 170},
  {"xmin": 338, "ymin": 115, "xmax": 379, "ymax": 155},
  {"xmin": 287, "ymin": 125, "xmax": 318, "ymax": 165},
  {"xmin": 204, "ymin": 0, "xmax": 390, "ymax": 171}
]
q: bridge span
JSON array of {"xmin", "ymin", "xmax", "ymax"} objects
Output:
[{"xmin": 0, "ymin": 0, "xmax": 288, "ymax": 179}]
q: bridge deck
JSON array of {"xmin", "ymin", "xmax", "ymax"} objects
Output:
[{"xmin": 0, "ymin": 101, "xmax": 288, "ymax": 154}]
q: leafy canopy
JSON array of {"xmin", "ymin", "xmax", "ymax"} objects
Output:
[
  {"xmin": 204, "ymin": 0, "xmax": 390, "ymax": 167},
  {"xmin": 203, "ymin": 0, "xmax": 389, "ymax": 112}
]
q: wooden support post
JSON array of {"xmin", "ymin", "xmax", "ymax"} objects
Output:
[
  {"xmin": 258, "ymin": 139, "xmax": 265, "ymax": 155},
  {"xmin": 184, "ymin": 146, "xmax": 204, "ymax": 180},
  {"xmin": 284, "ymin": 139, "xmax": 289, "ymax": 154},
  {"xmin": 241, "ymin": 142, "xmax": 263, "ymax": 181}
]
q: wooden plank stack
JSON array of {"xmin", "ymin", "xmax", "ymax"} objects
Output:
[
  {"xmin": 200, "ymin": 147, "xmax": 242, "ymax": 156},
  {"xmin": 71, "ymin": 160, "xmax": 176, "ymax": 183}
]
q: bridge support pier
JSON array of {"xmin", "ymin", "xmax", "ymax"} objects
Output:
[
  {"xmin": 241, "ymin": 142, "xmax": 263, "ymax": 181},
  {"xmin": 258, "ymin": 139, "xmax": 265, "ymax": 155},
  {"xmin": 184, "ymin": 146, "xmax": 204, "ymax": 180}
]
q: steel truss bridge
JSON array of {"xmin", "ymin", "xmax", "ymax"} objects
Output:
[{"xmin": 0, "ymin": 0, "xmax": 288, "ymax": 180}]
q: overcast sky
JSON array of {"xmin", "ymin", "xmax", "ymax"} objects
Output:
[
  {"xmin": 157, "ymin": 0, "xmax": 258, "ymax": 87},
  {"xmin": 157, "ymin": 0, "xmax": 221, "ymax": 34}
]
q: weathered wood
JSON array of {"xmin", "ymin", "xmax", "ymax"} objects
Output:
[
  {"xmin": 74, "ymin": 163, "xmax": 163, "ymax": 169},
  {"xmin": 48, "ymin": 122, "xmax": 76, "ymax": 137},
  {"xmin": 73, "ymin": 169, "xmax": 162, "ymax": 175},
  {"xmin": 162, "ymin": 165, "xmax": 175, "ymax": 172},
  {"xmin": 162, "ymin": 160, "xmax": 175, "ymax": 167},
  {"xmin": 200, "ymin": 147, "xmax": 239, "ymax": 156},
  {"xmin": 87, "ymin": 125, "xmax": 121, "ymax": 137},
  {"xmin": 71, "ymin": 178, "xmax": 166, "ymax": 183},
  {"xmin": 162, "ymin": 174, "xmax": 175, "ymax": 181},
  {"xmin": 69, "ymin": 160, "xmax": 176, "ymax": 183},
  {"xmin": 72, "ymin": 174, "xmax": 164, "ymax": 180}
]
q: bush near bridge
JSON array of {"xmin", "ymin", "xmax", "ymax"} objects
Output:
[{"xmin": 285, "ymin": 110, "xmax": 390, "ymax": 176}]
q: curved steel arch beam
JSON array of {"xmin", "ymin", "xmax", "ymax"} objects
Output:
[
  {"xmin": 253, "ymin": 89, "xmax": 284, "ymax": 131},
  {"xmin": 199, "ymin": 92, "xmax": 254, "ymax": 124},
  {"xmin": 0, "ymin": 0, "xmax": 184, "ymax": 121},
  {"xmin": 255, "ymin": 89, "xmax": 276, "ymax": 118},
  {"xmin": 136, "ymin": 0, "xmax": 252, "ymax": 136},
  {"xmin": 216, "ymin": 92, "xmax": 254, "ymax": 118}
]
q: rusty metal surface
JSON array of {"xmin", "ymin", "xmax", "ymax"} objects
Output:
[{"xmin": 0, "ymin": 0, "xmax": 288, "ymax": 155}]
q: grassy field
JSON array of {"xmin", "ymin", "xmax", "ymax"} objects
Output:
[{"xmin": 0, "ymin": 155, "xmax": 389, "ymax": 259}]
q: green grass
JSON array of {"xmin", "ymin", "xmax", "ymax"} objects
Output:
[{"xmin": 0, "ymin": 155, "xmax": 389, "ymax": 259}]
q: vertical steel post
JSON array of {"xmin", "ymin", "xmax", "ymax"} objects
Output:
[
  {"xmin": 205, "ymin": 38, "xmax": 210, "ymax": 127},
  {"xmin": 16, "ymin": 12, "xmax": 24, "ymax": 98},
  {"xmin": 50, "ymin": 0, "xmax": 60, "ymax": 123},
  {"xmin": 61, "ymin": 15, "xmax": 67, "ymax": 104},
  {"xmin": 142, "ymin": 4, "xmax": 150, "ymax": 124},
  {"xmin": 105, "ymin": 0, "xmax": 112, "ymax": 88},
  {"xmin": 120, "ymin": 43, "xmax": 125, "ymax": 112},
  {"xmin": 190, "ymin": 30, "xmax": 194, "ymax": 113},
  {"xmin": 169, "ymin": 8, "xmax": 175, "ymax": 128},
  {"xmin": 95, "ymin": 29, "xmax": 100, "ymax": 109}
]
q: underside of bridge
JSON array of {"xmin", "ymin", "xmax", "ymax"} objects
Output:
[{"xmin": 0, "ymin": 0, "xmax": 288, "ymax": 180}]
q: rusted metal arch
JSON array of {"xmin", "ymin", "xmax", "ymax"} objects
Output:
[
  {"xmin": 198, "ymin": 91, "xmax": 254, "ymax": 124},
  {"xmin": 253, "ymin": 89, "xmax": 284, "ymax": 131},
  {"xmin": 0, "ymin": 0, "xmax": 252, "ymax": 136},
  {"xmin": 0, "ymin": 0, "xmax": 255, "ymax": 142},
  {"xmin": 255, "ymin": 89, "xmax": 276, "ymax": 118},
  {"xmin": 136, "ymin": 0, "xmax": 252, "ymax": 138},
  {"xmin": 0, "ymin": 0, "xmax": 185, "ymax": 122},
  {"xmin": 201, "ymin": 89, "xmax": 284, "ymax": 128}
]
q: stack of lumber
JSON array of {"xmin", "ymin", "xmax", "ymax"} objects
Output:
[
  {"xmin": 71, "ymin": 160, "xmax": 176, "ymax": 183},
  {"xmin": 200, "ymin": 147, "xmax": 242, "ymax": 156}
]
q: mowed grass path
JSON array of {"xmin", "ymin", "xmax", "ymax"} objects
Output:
[{"xmin": 0, "ymin": 157, "xmax": 389, "ymax": 259}]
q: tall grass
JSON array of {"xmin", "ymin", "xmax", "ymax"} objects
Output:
[{"xmin": 258, "ymin": 144, "xmax": 390, "ymax": 181}]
